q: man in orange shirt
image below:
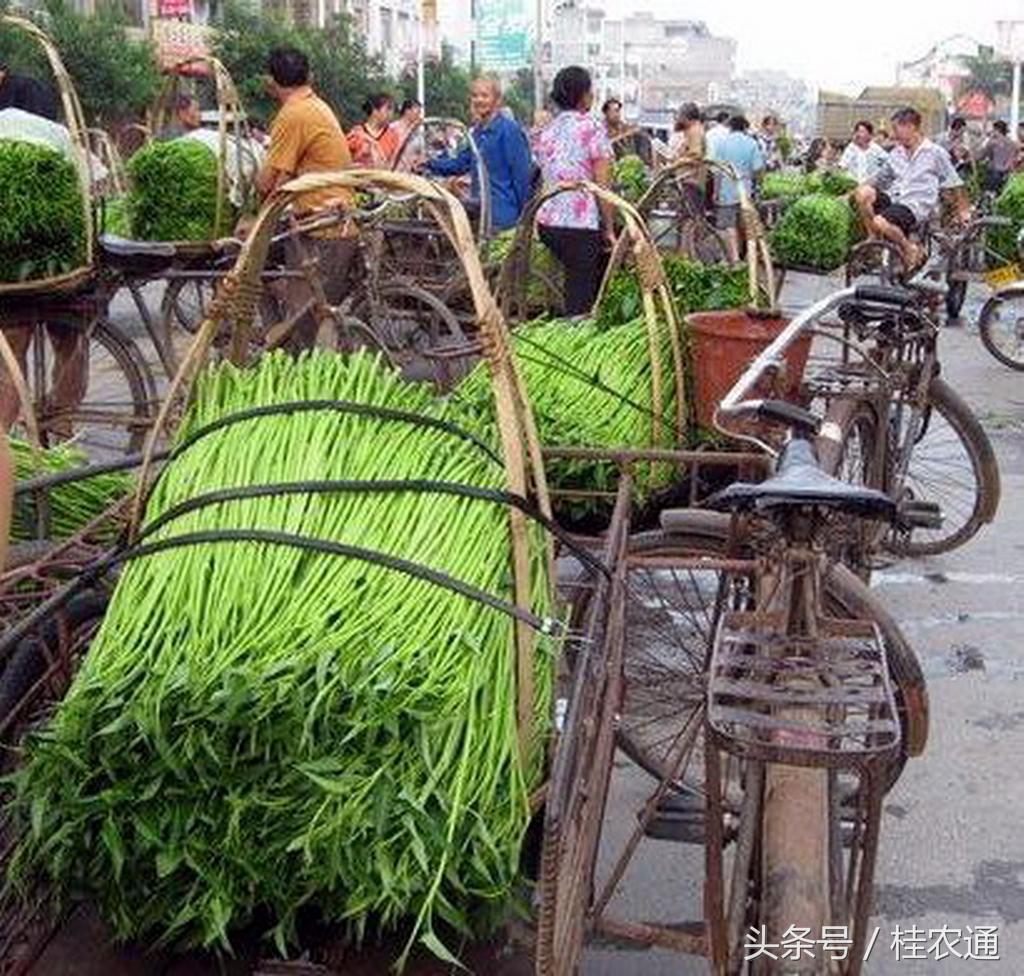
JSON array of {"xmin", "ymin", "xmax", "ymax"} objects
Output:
[{"xmin": 256, "ymin": 46, "xmax": 357, "ymax": 352}]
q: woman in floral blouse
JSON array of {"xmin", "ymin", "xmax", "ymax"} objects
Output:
[{"xmin": 534, "ymin": 66, "xmax": 616, "ymax": 316}]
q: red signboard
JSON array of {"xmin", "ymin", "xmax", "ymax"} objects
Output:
[
  {"xmin": 152, "ymin": 19, "xmax": 211, "ymax": 73},
  {"xmin": 157, "ymin": 0, "xmax": 193, "ymax": 16}
]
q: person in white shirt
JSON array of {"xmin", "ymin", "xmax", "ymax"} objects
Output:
[
  {"xmin": 839, "ymin": 120, "xmax": 889, "ymax": 184},
  {"xmin": 853, "ymin": 106, "xmax": 968, "ymax": 269},
  {"xmin": 705, "ymin": 110, "xmax": 730, "ymax": 159}
]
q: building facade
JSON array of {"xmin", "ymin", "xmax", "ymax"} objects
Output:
[
  {"xmin": 62, "ymin": 0, "xmax": 436, "ymax": 77},
  {"xmin": 546, "ymin": 6, "xmax": 734, "ymax": 119},
  {"xmin": 896, "ymin": 35, "xmax": 979, "ymax": 110},
  {"xmin": 727, "ymin": 69, "xmax": 814, "ymax": 134}
]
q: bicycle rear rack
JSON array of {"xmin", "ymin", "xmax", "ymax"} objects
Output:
[
  {"xmin": 706, "ymin": 608, "xmax": 902, "ymax": 769},
  {"xmin": 802, "ymin": 361, "xmax": 890, "ymax": 401}
]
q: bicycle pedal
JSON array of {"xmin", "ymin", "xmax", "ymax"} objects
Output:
[
  {"xmin": 897, "ymin": 499, "xmax": 943, "ymax": 530},
  {"xmin": 643, "ymin": 795, "xmax": 737, "ymax": 846}
]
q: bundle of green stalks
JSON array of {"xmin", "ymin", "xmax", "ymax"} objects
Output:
[
  {"xmin": 8, "ymin": 436, "xmax": 131, "ymax": 541},
  {"xmin": 8, "ymin": 350, "xmax": 556, "ymax": 966},
  {"xmin": 452, "ymin": 317, "xmax": 686, "ymax": 515}
]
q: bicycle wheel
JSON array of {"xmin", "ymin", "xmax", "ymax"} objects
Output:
[
  {"xmin": 817, "ymin": 400, "xmax": 888, "ymax": 570},
  {"xmin": 978, "ymin": 289, "xmax": 1024, "ymax": 370},
  {"xmin": 160, "ymin": 277, "xmax": 214, "ymax": 336},
  {"xmin": 680, "ymin": 219, "xmax": 730, "ymax": 265},
  {"xmin": 889, "ymin": 377, "xmax": 1000, "ymax": 557},
  {"xmin": 0, "ymin": 589, "xmax": 108, "ymax": 745},
  {"xmin": 344, "ymin": 281, "xmax": 467, "ymax": 365},
  {"xmin": 613, "ymin": 510, "xmax": 925, "ymax": 788},
  {"xmin": 23, "ymin": 318, "xmax": 157, "ymax": 458},
  {"xmin": 572, "ymin": 510, "xmax": 923, "ymax": 973}
]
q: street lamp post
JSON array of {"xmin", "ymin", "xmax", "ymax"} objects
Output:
[{"xmin": 997, "ymin": 20, "xmax": 1024, "ymax": 135}]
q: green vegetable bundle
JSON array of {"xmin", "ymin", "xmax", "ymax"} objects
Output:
[
  {"xmin": 126, "ymin": 139, "xmax": 232, "ymax": 242},
  {"xmin": 0, "ymin": 140, "xmax": 87, "ymax": 284},
  {"xmin": 596, "ymin": 255, "xmax": 750, "ymax": 330},
  {"xmin": 813, "ymin": 169, "xmax": 858, "ymax": 196},
  {"xmin": 452, "ymin": 317, "xmax": 685, "ymax": 510},
  {"xmin": 8, "ymin": 436, "xmax": 131, "ymax": 541},
  {"xmin": 991, "ymin": 172, "xmax": 1024, "ymax": 265},
  {"xmin": 100, "ymin": 195, "xmax": 131, "ymax": 237},
  {"xmin": 760, "ymin": 169, "xmax": 856, "ymax": 207},
  {"xmin": 480, "ymin": 228, "xmax": 564, "ymax": 311},
  {"xmin": 770, "ymin": 192, "xmax": 858, "ymax": 271},
  {"xmin": 760, "ymin": 170, "xmax": 809, "ymax": 205},
  {"xmin": 612, "ymin": 153, "xmax": 650, "ymax": 203},
  {"xmin": 9, "ymin": 350, "xmax": 555, "ymax": 963}
]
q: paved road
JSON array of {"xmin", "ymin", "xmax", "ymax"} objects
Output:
[{"xmin": 584, "ymin": 274, "xmax": 1024, "ymax": 975}]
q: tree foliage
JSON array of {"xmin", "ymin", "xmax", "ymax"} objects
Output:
[
  {"xmin": 397, "ymin": 44, "xmax": 469, "ymax": 120},
  {"xmin": 0, "ymin": 0, "xmax": 160, "ymax": 125},
  {"xmin": 503, "ymin": 68, "xmax": 535, "ymax": 123},
  {"xmin": 958, "ymin": 50, "xmax": 1013, "ymax": 101},
  {"xmin": 212, "ymin": 3, "xmax": 389, "ymax": 129}
]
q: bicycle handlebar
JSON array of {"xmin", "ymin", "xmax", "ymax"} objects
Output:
[
  {"xmin": 851, "ymin": 284, "xmax": 918, "ymax": 307},
  {"xmin": 714, "ymin": 286, "xmax": 858, "ymax": 451}
]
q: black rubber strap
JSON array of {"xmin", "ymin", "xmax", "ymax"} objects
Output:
[
  {"xmin": 166, "ymin": 400, "xmax": 503, "ymax": 469},
  {"xmin": 137, "ymin": 477, "xmax": 611, "ymax": 582},
  {"xmin": 114, "ymin": 529, "xmax": 563, "ymax": 635}
]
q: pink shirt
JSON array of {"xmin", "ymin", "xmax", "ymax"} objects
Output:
[{"xmin": 535, "ymin": 110, "xmax": 613, "ymax": 230}]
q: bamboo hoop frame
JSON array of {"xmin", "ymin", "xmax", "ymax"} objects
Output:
[
  {"xmin": 636, "ymin": 157, "xmax": 778, "ymax": 310},
  {"xmin": 496, "ymin": 180, "xmax": 689, "ymax": 448},
  {"xmin": 87, "ymin": 126, "xmax": 127, "ymax": 198},
  {"xmin": 0, "ymin": 328, "xmax": 41, "ymax": 450},
  {"xmin": 0, "ymin": 15, "xmax": 95, "ymax": 297},
  {"xmin": 150, "ymin": 55, "xmax": 254, "ymax": 241},
  {"xmin": 132, "ymin": 168, "xmax": 554, "ymax": 763},
  {"xmin": 392, "ymin": 117, "xmax": 493, "ymax": 240}
]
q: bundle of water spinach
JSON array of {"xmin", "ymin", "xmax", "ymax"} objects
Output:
[
  {"xmin": 8, "ymin": 349, "xmax": 556, "ymax": 964},
  {"xmin": 452, "ymin": 316, "xmax": 686, "ymax": 516}
]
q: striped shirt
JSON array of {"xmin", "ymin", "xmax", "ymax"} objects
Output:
[{"xmin": 870, "ymin": 138, "xmax": 962, "ymax": 224}]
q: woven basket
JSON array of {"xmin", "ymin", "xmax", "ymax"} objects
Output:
[
  {"xmin": 144, "ymin": 55, "xmax": 255, "ymax": 249},
  {"xmin": 87, "ymin": 126, "xmax": 126, "ymax": 198},
  {"xmin": 0, "ymin": 15, "xmax": 95, "ymax": 298},
  {"xmin": 637, "ymin": 156, "xmax": 778, "ymax": 309}
]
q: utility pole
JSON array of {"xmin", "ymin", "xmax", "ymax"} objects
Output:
[
  {"xmin": 1013, "ymin": 60, "xmax": 1022, "ymax": 135},
  {"xmin": 997, "ymin": 21, "xmax": 1024, "ymax": 135},
  {"xmin": 533, "ymin": 0, "xmax": 543, "ymax": 112},
  {"xmin": 417, "ymin": 12, "xmax": 426, "ymax": 110}
]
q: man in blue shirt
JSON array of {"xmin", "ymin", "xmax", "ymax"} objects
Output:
[
  {"xmin": 708, "ymin": 115, "xmax": 765, "ymax": 265},
  {"xmin": 425, "ymin": 77, "xmax": 532, "ymax": 232}
]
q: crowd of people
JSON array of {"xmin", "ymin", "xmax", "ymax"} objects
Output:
[{"xmin": 0, "ymin": 46, "xmax": 1016, "ymax": 455}]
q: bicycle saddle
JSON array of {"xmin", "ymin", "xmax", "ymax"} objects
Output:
[
  {"xmin": 706, "ymin": 439, "xmax": 896, "ymax": 519},
  {"xmin": 99, "ymin": 234, "xmax": 179, "ymax": 273}
]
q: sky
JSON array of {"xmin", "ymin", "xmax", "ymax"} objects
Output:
[{"xmin": 601, "ymin": 0, "xmax": 1024, "ymax": 93}]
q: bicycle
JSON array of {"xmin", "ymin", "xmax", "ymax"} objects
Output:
[
  {"xmin": 158, "ymin": 206, "xmax": 466, "ymax": 376},
  {"xmin": 846, "ymin": 212, "xmax": 1011, "ymax": 322},
  {"xmin": 974, "ymin": 227, "xmax": 1024, "ymax": 370},
  {"xmin": 826, "ymin": 253, "xmax": 1001, "ymax": 558},
  {"xmin": 538, "ymin": 282, "xmax": 929, "ymax": 976},
  {"xmin": 1, "ymin": 286, "xmax": 159, "ymax": 458},
  {"xmin": 636, "ymin": 159, "xmax": 730, "ymax": 263}
]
